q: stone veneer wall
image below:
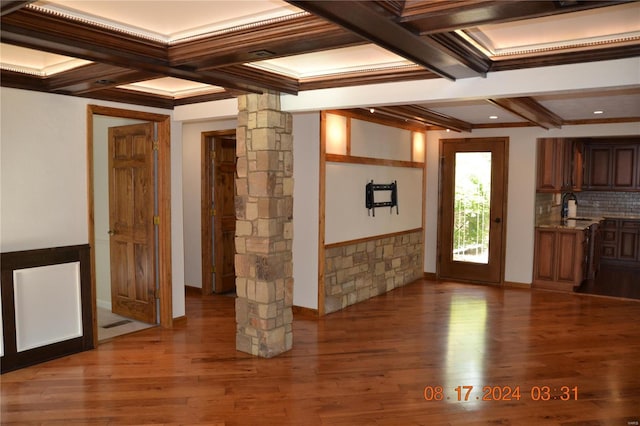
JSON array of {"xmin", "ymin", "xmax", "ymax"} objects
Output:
[
  {"xmin": 234, "ymin": 91, "xmax": 294, "ymax": 358},
  {"xmin": 324, "ymin": 230, "xmax": 423, "ymax": 314}
]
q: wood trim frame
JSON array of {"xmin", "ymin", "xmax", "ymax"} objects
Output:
[
  {"xmin": 201, "ymin": 129, "xmax": 236, "ymax": 296},
  {"xmin": 318, "ymin": 112, "xmax": 328, "ymax": 316},
  {"xmin": 325, "ymin": 228, "xmax": 423, "ymax": 249},
  {"xmin": 1, "ymin": 245, "xmax": 93, "ymax": 373},
  {"xmin": 326, "ymin": 109, "xmax": 427, "ymax": 132},
  {"xmin": 326, "ymin": 153, "xmax": 424, "ymax": 169},
  {"xmin": 319, "ymin": 110, "xmax": 427, "ymax": 315},
  {"xmin": 86, "ymin": 105, "xmax": 173, "ymax": 348}
]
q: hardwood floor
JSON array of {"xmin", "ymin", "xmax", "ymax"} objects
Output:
[
  {"xmin": 576, "ymin": 265, "xmax": 640, "ymax": 300},
  {"xmin": 2, "ymin": 279, "xmax": 640, "ymax": 425}
]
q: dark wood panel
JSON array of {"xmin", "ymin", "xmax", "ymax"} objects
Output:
[{"xmin": 1, "ymin": 245, "xmax": 94, "ymax": 374}]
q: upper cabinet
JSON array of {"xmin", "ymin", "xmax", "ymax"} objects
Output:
[
  {"xmin": 583, "ymin": 138, "xmax": 640, "ymax": 191},
  {"xmin": 538, "ymin": 136, "xmax": 640, "ymax": 193},
  {"xmin": 536, "ymin": 138, "xmax": 583, "ymax": 193}
]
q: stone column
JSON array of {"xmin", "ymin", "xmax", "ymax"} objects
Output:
[{"xmin": 235, "ymin": 91, "xmax": 294, "ymax": 358}]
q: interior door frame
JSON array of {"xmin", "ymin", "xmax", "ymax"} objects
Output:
[
  {"xmin": 87, "ymin": 105, "xmax": 173, "ymax": 348},
  {"xmin": 436, "ymin": 137, "xmax": 509, "ymax": 285},
  {"xmin": 201, "ymin": 129, "xmax": 236, "ymax": 295}
]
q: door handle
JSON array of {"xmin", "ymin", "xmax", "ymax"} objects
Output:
[
  {"xmin": 108, "ymin": 229, "xmax": 116, "ymax": 236},
  {"xmin": 494, "ymin": 218, "xmax": 502, "ymax": 224}
]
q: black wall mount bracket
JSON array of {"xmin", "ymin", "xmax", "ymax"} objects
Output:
[{"xmin": 365, "ymin": 180, "xmax": 398, "ymax": 216}]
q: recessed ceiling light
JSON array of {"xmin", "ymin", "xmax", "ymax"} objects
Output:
[
  {"xmin": 593, "ymin": 110, "xmax": 604, "ymax": 115},
  {"xmin": 369, "ymin": 108, "xmax": 375, "ymax": 113},
  {"xmin": 489, "ymin": 115, "xmax": 498, "ymax": 120}
]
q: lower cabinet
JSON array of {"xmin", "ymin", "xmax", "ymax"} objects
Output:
[
  {"xmin": 596, "ymin": 219, "xmax": 640, "ymax": 265},
  {"xmin": 533, "ymin": 227, "xmax": 585, "ymax": 291}
]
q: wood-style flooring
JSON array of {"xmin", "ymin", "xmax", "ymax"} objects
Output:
[
  {"xmin": 576, "ymin": 264, "xmax": 640, "ymax": 301},
  {"xmin": 2, "ymin": 280, "xmax": 640, "ymax": 425}
]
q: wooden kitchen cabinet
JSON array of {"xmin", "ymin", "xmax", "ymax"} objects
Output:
[
  {"xmin": 533, "ymin": 227, "xmax": 585, "ymax": 291},
  {"xmin": 536, "ymin": 138, "xmax": 583, "ymax": 192},
  {"xmin": 597, "ymin": 219, "xmax": 640, "ymax": 265},
  {"xmin": 537, "ymin": 138, "xmax": 563, "ymax": 192},
  {"xmin": 584, "ymin": 139, "xmax": 639, "ymax": 191}
]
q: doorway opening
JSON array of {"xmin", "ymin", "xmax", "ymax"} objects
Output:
[
  {"xmin": 438, "ymin": 137, "xmax": 508, "ymax": 284},
  {"xmin": 201, "ymin": 130, "xmax": 237, "ymax": 295},
  {"xmin": 87, "ymin": 105, "xmax": 173, "ymax": 346}
]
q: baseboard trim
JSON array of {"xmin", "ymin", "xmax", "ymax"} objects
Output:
[
  {"xmin": 423, "ymin": 272, "xmax": 437, "ymax": 281},
  {"xmin": 503, "ymin": 281, "xmax": 532, "ymax": 289},
  {"xmin": 185, "ymin": 285, "xmax": 202, "ymax": 296},
  {"xmin": 293, "ymin": 306, "xmax": 318, "ymax": 318},
  {"xmin": 172, "ymin": 315, "xmax": 187, "ymax": 327}
]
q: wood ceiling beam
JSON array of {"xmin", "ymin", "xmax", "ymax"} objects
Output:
[
  {"xmin": 171, "ymin": 14, "xmax": 363, "ymax": 70},
  {"xmin": 488, "ymin": 97, "xmax": 563, "ymax": 129},
  {"xmin": 0, "ymin": 69, "xmax": 48, "ymax": 92},
  {"xmin": 400, "ymin": 1, "xmax": 629, "ymax": 34},
  {"xmin": 491, "ymin": 44, "xmax": 640, "ymax": 72},
  {"xmin": 286, "ymin": 0, "xmax": 486, "ymax": 80},
  {"xmin": 0, "ymin": 8, "xmax": 298, "ymax": 94},
  {"xmin": 46, "ymin": 63, "xmax": 160, "ymax": 94},
  {"xmin": 375, "ymin": 105, "xmax": 473, "ymax": 133}
]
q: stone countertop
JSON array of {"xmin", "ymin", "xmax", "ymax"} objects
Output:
[
  {"xmin": 536, "ymin": 218, "xmax": 600, "ymax": 230},
  {"xmin": 536, "ymin": 213, "xmax": 640, "ymax": 230},
  {"xmin": 597, "ymin": 213, "xmax": 640, "ymax": 220}
]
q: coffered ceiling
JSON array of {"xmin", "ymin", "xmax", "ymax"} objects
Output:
[{"xmin": 1, "ymin": 0, "xmax": 639, "ymax": 130}]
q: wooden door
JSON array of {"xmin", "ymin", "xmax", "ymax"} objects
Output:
[
  {"xmin": 213, "ymin": 136, "xmax": 237, "ymax": 293},
  {"xmin": 202, "ymin": 132, "xmax": 237, "ymax": 295},
  {"xmin": 439, "ymin": 138, "xmax": 507, "ymax": 284},
  {"xmin": 108, "ymin": 123, "xmax": 156, "ymax": 324}
]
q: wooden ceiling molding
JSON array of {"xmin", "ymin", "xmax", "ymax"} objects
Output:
[
  {"xmin": 299, "ymin": 65, "xmax": 438, "ymax": 91},
  {"xmin": 0, "ymin": 7, "xmax": 286, "ymax": 94},
  {"xmin": 398, "ymin": 0, "xmax": 627, "ymax": 34},
  {"xmin": 0, "ymin": 1, "xmax": 637, "ymax": 122},
  {"xmin": 170, "ymin": 14, "xmax": 363, "ymax": 70}
]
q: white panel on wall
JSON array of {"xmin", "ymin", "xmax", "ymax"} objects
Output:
[
  {"xmin": 13, "ymin": 262, "xmax": 83, "ymax": 352},
  {"xmin": 350, "ymin": 119, "xmax": 412, "ymax": 161},
  {"xmin": 325, "ymin": 162, "xmax": 423, "ymax": 244}
]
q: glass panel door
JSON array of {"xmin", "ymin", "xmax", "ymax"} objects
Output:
[
  {"xmin": 439, "ymin": 138, "xmax": 507, "ymax": 284},
  {"xmin": 453, "ymin": 152, "xmax": 492, "ymax": 264}
]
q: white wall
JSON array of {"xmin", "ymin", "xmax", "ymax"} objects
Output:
[
  {"xmin": 326, "ymin": 163, "xmax": 422, "ymax": 244},
  {"xmin": 425, "ymin": 122, "xmax": 640, "ymax": 284},
  {"xmin": 350, "ymin": 119, "xmax": 412, "ymax": 160},
  {"xmin": 0, "ymin": 87, "xmax": 186, "ymax": 318},
  {"xmin": 291, "ymin": 113, "xmax": 321, "ymax": 309},
  {"xmin": 181, "ymin": 118, "xmax": 237, "ymax": 288}
]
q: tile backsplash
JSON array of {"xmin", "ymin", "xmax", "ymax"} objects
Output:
[
  {"xmin": 536, "ymin": 191, "xmax": 640, "ymax": 223},
  {"xmin": 574, "ymin": 191, "xmax": 640, "ymax": 216},
  {"xmin": 535, "ymin": 193, "xmax": 561, "ymax": 223}
]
